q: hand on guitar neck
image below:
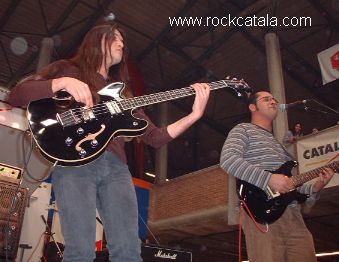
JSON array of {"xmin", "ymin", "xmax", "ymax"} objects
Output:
[
  {"xmin": 312, "ymin": 167, "xmax": 335, "ymax": 193},
  {"xmin": 237, "ymin": 161, "xmax": 337, "ymax": 224},
  {"xmin": 167, "ymin": 83, "xmax": 210, "ymax": 139},
  {"xmin": 268, "ymin": 167, "xmax": 335, "ymax": 195}
]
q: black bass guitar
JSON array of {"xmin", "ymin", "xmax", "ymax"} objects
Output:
[
  {"xmin": 28, "ymin": 79, "xmax": 251, "ymax": 166},
  {"xmin": 236, "ymin": 160, "xmax": 338, "ymax": 224}
]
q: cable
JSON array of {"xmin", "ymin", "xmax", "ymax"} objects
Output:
[
  {"xmin": 308, "ymin": 99, "xmax": 339, "ymax": 115},
  {"xmin": 238, "ymin": 203, "xmax": 243, "ymax": 262},
  {"xmin": 237, "ymin": 200, "xmax": 269, "ymax": 262},
  {"xmin": 138, "ymin": 214, "xmax": 160, "ymax": 246},
  {"xmin": 3, "ymin": 130, "xmax": 56, "ymax": 261},
  {"xmin": 40, "ymin": 215, "xmax": 63, "ymax": 259},
  {"xmin": 240, "ymin": 200, "xmax": 269, "ymax": 233},
  {"xmin": 21, "ymin": 130, "xmax": 55, "ymax": 183},
  {"xmin": 26, "ymin": 232, "xmax": 45, "ymax": 262}
]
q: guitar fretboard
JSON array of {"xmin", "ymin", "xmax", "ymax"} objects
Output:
[
  {"xmin": 117, "ymin": 80, "xmax": 243, "ymax": 110},
  {"xmin": 291, "ymin": 161, "xmax": 338, "ymax": 187},
  {"xmin": 57, "ymin": 79, "xmax": 249, "ymax": 127}
]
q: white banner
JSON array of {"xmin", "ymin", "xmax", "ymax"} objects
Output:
[
  {"xmin": 317, "ymin": 43, "xmax": 339, "ymax": 85},
  {"xmin": 296, "ymin": 125, "xmax": 339, "ymax": 187}
]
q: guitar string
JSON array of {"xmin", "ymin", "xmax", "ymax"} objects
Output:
[
  {"xmin": 61, "ymin": 82, "xmax": 226, "ymax": 115},
  {"xmin": 58, "ymin": 86, "xmax": 236, "ymax": 125},
  {"xmin": 292, "ymin": 162, "xmax": 338, "ymax": 186},
  {"xmin": 57, "ymin": 86, "xmax": 199, "ymax": 125},
  {"xmin": 58, "ymin": 80, "xmax": 244, "ymax": 117},
  {"xmin": 60, "ymin": 92, "xmax": 248, "ymax": 126},
  {"xmin": 59, "ymin": 86, "xmax": 197, "ymax": 116},
  {"xmin": 58, "ymin": 81, "xmax": 248, "ymax": 125}
]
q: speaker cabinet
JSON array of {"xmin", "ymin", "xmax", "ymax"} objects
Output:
[
  {"xmin": 141, "ymin": 244, "xmax": 192, "ymax": 262},
  {"xmin": 43, "ymin": 244, "xmax": 193, "ymax": 262},
  {"xmin": 0, "ymin": 177, "xmax": 28, "ymax": 259}
]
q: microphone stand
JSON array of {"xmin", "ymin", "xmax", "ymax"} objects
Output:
[
  {"xmin": 41, "ymin": 215, "xmax": 63, "ymax": 260},
  {"xmin": 303, "ymin": 106, "xmax": 333, "ymax": 115},
  {"xmin": 308, "ymin": 99, "xmax": 338, "ymax": 113},
  {"xmin": 302, "ymin": 99, "xmax": 339, "ymax": 121}
]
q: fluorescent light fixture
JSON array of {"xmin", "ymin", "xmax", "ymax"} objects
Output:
[
  {"xmin": 242, "ymin": 251, "xmax": 339, "ymax": 261},
  {"xmin": 316, "ymin": 251, "xmax": 339, "ymax": 257},
  {"xmin": 145, "ymin": 172, "xmax": 155, "ymax": 177}
]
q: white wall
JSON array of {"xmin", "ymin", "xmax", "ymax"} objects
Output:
[{"xmin": 0, "ymin": 101, "xmax": 52, "ymax": 195}]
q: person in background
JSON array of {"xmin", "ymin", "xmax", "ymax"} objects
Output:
[
  {"xmin": 312, "ymin": 127, "xmax": 320, "ymax": 134},
  {"xmin": 283, "ymin": 122, "xmax": 303, "ymax": 145},
  {"xmin": 8, "ymin": 23, "xmax": 210, "ymax": 262}
]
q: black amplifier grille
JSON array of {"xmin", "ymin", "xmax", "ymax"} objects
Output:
[{"xmin": 0, "ymin": 178, "xmax": 28, "ymax": 259}]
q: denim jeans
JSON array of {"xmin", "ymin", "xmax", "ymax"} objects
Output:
[{"xmin": 52, "ymin": 151, "xmax": 142, "ymax": 262}]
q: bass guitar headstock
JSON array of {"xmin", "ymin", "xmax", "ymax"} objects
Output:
[{"xmin": 225, "ymin": 76, "xmax": 252, "ymax": 98}]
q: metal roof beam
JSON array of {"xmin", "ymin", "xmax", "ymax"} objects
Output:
[
  {"xmin": 58, "ymin": 0, "xmax": 115, "ymax": 58},
  {"xmin": 136, "ymin": 0, "xmax": 199, "ymax": 62},
  {"xmin": 0, "ymin": 0, "xmax": 22, "ymax": 32},
  {"xmin": 309, "ymin": 0, "xmax": 339, "ymax": 33},
  {"xmin": 239, "ymin": 28, "xmax": 336, "ymax": 108},
  {"xmin": 5, "ymin": 0, "xmax": 82, "ymax": 87}
]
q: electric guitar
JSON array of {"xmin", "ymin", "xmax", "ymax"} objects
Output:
[
  {"xmin": 27, "ymin": 79, "xmax": 251, "ymax": 166},
  {"xmin": 236, "ymin": 160, "xmax": 338, "ymax": 224}
]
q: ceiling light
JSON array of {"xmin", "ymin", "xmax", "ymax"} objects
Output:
[
  {"xmin": 145, "ymin": 172, "xmax": 155, "ymax": 177},
  {"xmin": 104, "ymin": 12, "xmax": 116, "ymax": 21},
  {"xmin": 10, "ymin": 37, "xmax": 28, "ymax": 55}
]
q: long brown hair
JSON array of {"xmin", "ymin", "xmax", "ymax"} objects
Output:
[
  {"xmin": 21, "ymin": 23, "xmax": 131, "ymax": 101},
  {"xmin": 70, "ymin": 23, "xmax": 130, "ymax": 92}
]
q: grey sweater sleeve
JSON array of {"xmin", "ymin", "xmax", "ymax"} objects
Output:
[{"xmin": 220, "ymin": 125, "xmax": 272, "ymax": 191}]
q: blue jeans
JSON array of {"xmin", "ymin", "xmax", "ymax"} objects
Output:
[{"xmin": 52, "ymin": 151, "xmax": 141, "ymax": 262}]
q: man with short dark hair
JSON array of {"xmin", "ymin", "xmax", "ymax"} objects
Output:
[{"xmin": 220, "ymin": 91, "xmax": 334, "ymax": 262}]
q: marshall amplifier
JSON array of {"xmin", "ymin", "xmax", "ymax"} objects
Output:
[
  {"xmin": 47, "ymin": 244, "xmax": 193, "ymax": 261},
  {"xmin": 141, "ymin": 244, "xmax": 192, "ymax": 262},
  {"xmin": 0, "ymin": 177, "xmax": 29, "ymax": 259},
  {"xmin": 0, "ymin": 163, "xmax": 22, "ymax": 180}
]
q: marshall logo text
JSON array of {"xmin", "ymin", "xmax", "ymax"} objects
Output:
[{"xmin": 154, "ymin": 250, "xmax": 178, "ymax": 260}]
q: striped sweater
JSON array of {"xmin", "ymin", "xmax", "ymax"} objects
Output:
[{"xmin": 220, "ymin": 123, "xmax": 313, "ymax": 196}]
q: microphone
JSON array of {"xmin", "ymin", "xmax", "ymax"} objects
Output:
[{"xmin": 279, "ymin": 100, "xmax": 307, "ymax": 112}]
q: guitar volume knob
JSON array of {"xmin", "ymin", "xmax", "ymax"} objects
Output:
[
  {"xmin": 77, "ymin": 127, "xmax": 84, "ymax": 135},
  {"xmin": 79, "ymin": 149, "xmax": 87, "ymax": 157},
  {"xmin": 65, "ymin": 137, "xmax": 73, "ymax": 146},
  {"xmin": 91, "ymin": 140, "xmax": 98, "ymax": 147}
]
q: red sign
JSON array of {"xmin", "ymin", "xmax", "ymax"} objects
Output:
[{"xmin": 331, "ymin": 51, "xmax": 339, "ymax": 70}]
